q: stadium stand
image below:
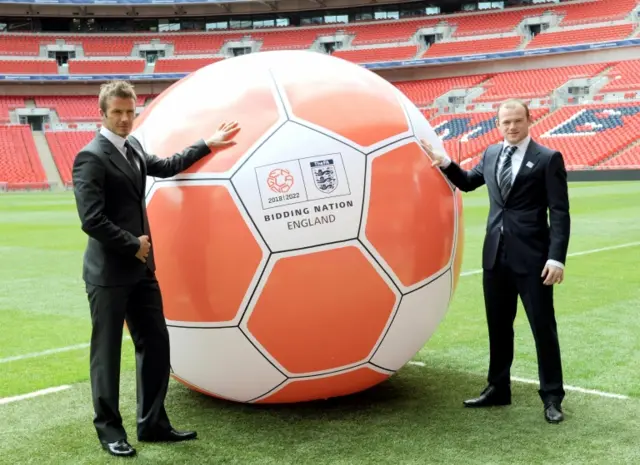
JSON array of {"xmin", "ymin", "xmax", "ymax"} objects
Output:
[
  {"xmin": 530, "ymin": 103, "xmax": 640, "ymax": 169},
  {"xmin": 422, "ymin": 36, "xmax": 522, "ymax": 58},
  {"xmin": 332, "ymin": 45, "xmax": 419, "ymax": 63},
  {"xmin": 67, "ymin": 59, "xmax": 147, "ymax": 75},
  {"xmin": 0, "ymin": 125, "xmax": 47, "ymax": 189},
  {"xmin": 44, "ymin": 130, "xmax": 95, "ymax": 185},
  {"xmin": 0, "ymin": 97, "xmax": 24, "ymax": 123},
  {"xmin": 599, "ymin": 142, "xmax": 640, "ymax": 169},
  {"xmin": 473, "ymin": 64, "xmax": 611, "ymax": 103},
  {"xmin": 525, "ymin": 23, "xmax": 636, "ymax": 49},
  {"xmin": 0, "ymin": 0, "xmax": 639, "ymax": 190},
  {"xmin": 154, "ymin": 57, "xmax": 225, "ymax": 73}
]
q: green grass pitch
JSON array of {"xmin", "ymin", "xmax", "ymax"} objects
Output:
[{"xmin": 1, "ymin": 182, "xmax": 639, "ymax": 464}]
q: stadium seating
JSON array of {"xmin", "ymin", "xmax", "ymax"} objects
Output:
[
  {"xmin": 0, "ymin": 0, "xmax": 637, "ymax": 59},
  {"xmin": 529, "ymin": 103, "xmax": 640, "ymax": 168},
  {"xmin": 0, "ymin": 59, "xmax": 58, "ymax": 74},
  {"xmin": 331, "ymin": 45, "xmax": 418, "ymax": 63},
  {"xmin": 393, "ymin": 75, "xmax": 489, "ymax": 106},
  {"xmin": 448, "ymin": 8, "xmax": 546, "ymax": 37},
  {"xmin": 474, "ymin": 64, "xmax": 610, "ymax": 102},
  {"xmin": 1, "ymin": 0, "xmax": 639, "ymax": 188},
  {"xmin": 430, "ymin": 108, "xmax": 550, "ymax": 163},
  {"xmin": 600, "ymin": 60, "xmax": 640, "ymax": 92},
  {"xmin": 423, "ymin": 36, "xmax": 522, "ymax": 57},
  {"xmin": 0, "ymin": 125, "xmax": 47, "ymax": 188},
  {"xmin": 553, "ymin": 0, "xmax": 639, "ymax": 26},
  {"xmin": 345, "ymin": 19, "xmax": 440, "ymax": 45},
  {"xmin": 68, "ymin": 59, "xmax": 146, "ymax": 74},
  {"xmin": 255, "ymin": 27, "xmax": 339, "ymax": 50},
  {"xmin": 154, "ymin": 57, "xmax": 225, "ymax": 73},
  {"xmin": 526, "ymin": 23, "xmax": 635, "ymax": 49},
  {"xmin": 0, "ymin": 97, "xmax": 25, "ymax": 123},
  {"xmin": 45, "ymin": 130, "xmax": 95, "ymax": 185},
  {"xmin": 599, "ymin": 143, "xmax": 640, "ymax": 169},
  {"xmin": 33, "ymin": 95, "xmax": 147, "ymax": 122}
]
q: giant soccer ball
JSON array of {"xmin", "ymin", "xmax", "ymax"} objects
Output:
[{"xmin": 132, "ymin": 50, "xmax": 463, "ymax": 404}]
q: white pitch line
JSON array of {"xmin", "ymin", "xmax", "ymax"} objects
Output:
[
  {"xmin": 459, "ymin": 241, "xmax": 640, "ymax": 277},
  {"xmin": 0, "ymin": 336, "xmax": 131, "ymax": 365},
  {"xmin": 0, "ymin": 343, "xmax": 89, "ymax": 364},
  {"xmin": 510, "ymin": 376, "xmax": 629, "ymax": 400},
  {"xmin": 0, "ymin": 385, "xmax": 72, "ymax": 405},
  {"xmin": 407, "ymin": 362, "xmax": 629, "ymax": 400},
  {"xmin": 1, "ymin": 242, "xmax": 639, "ymax": 370}
]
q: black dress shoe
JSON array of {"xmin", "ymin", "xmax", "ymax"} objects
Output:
[
  {"xmin": 139, "ymin": 428, "xmax": 197, "ymax": 442},
  {"xmin": 101, "ymin": 439, "xmax": 136, "ymax": 457},
  {"xmin": 463, "ymin": 385, "xmax": 511, "ymax": 407},
  {"xmin": 544, "ymin": 402, "xmax": 564, "ymax": 423}
]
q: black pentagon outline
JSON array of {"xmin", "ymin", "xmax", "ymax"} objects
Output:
[
  {"xmin": 238, "ymin": 239, "xmax": 402, "ymax": 379},
  {"xmin": 245, "ymin": 362, "xmax": 396, "ymax": 403}
]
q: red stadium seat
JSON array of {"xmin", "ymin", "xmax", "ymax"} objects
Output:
[
  {"xmin": 331, "ymin": 45, "xmax": 418, "ymax": 64},
  {"xmin": 1, "ymin": 0, "xmax": 640, "ymax": 185},
  {"xmin": 0, "ymin": 125, "xmax": 47, "ymax": 185},
  {"xmin": 45, "ymin": 130, "xmax": 96, "ymax": 184}
]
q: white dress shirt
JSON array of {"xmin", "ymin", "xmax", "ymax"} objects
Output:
[
  {"xmin": 497, "ymin": 134, "xmax": 530, "ymax": 184},
  {"xmin": 439, "ymin": 136, "xmax": 564, "ymax": 270},
  {"xmin": 100, "ymin": 126, "xmax": 139, "ymax": 170}
]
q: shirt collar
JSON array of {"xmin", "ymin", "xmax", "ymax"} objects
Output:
[
  {"xmin": 100, "ymin": 126, "xmax": 127, "ymax": 153},
  {"xmin": 503, "ymin": 134, "xmax": 531, "ymax": 153}
]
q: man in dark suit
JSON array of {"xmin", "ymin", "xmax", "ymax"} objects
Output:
[
  {"xmin": 420, "ymin": 99, "xmax": 570, "ymax": 424},
  {"xmin": 72, "ymin": 80, "xmax": 240, "ymax": 457}
]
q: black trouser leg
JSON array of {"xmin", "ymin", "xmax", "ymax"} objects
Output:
[
  {"xmin": 516, "ymin": 273, "xmax": 565, "ymax": 405},
  {"xmin": 483, "ymin": 241, "xmax": 519, "ymax": 391},
  {"xmin": 125, "ymin": 270, "xmax": 172, "ymax": 439},
  {"xmin": 86, "ymin": 283, "xmax": 131, "ymax": 444}
]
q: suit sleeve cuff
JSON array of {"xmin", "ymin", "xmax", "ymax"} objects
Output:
[
  {"xmin": 546, "ymin": 259, "xmax": 564, "ymax": 269},
  {"xmin": 441, "ymin": 155, "xmax": 452, "ymax": 168},
  {"xmin": 197, "ymin": 139, "xmax": 212, "ymax": 156}
]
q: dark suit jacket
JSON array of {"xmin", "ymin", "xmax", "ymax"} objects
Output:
[
  {"xmin": 442, "ymin": 138, "xmax": 570, "ymax": 275},
  {"xmin": 72, "ymin": 133, "xmax": 211, "ymax": 286}
]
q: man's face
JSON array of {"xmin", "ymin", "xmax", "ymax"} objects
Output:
[
  {"xmin": 100, "ymin": 96, "xmax": 136, "ymax": 138},
  {"xmin": 497, "ymin": 104, "xmax": 531, "ymax": 145}
]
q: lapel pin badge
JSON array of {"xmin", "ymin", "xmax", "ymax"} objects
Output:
[{"xmin": 526, "ymin": 161, "xmax": 534, "ymax": 168}]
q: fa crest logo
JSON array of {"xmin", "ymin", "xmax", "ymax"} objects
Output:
[{"xmin": 310, "ymin": 159, "xmax": 338, "ymax": 194}]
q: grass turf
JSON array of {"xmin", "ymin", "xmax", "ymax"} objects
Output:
[{"xmin": 1, "ymin": 182, "xmax": 639, "ymax": 464}]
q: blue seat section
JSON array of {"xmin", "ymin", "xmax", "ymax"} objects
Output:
[
  {"xmin": 549, "ymin": 105, "xmax": 640, "ymax": 136},
  {"xmin": 434, "ymin": 116, "xmax": 496, "ymax": 140}
]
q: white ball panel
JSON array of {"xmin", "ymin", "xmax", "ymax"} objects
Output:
[
  {"xmin": 168, "ymin": 326, "xmax": 286, "ymax": 402},
  {"xmin": 371, "ymin": 269, "xmax": 452, "ymax": 371},
  {"xmin": 232, "ymin": 121, "xmax": 365, "ymax": 252}
]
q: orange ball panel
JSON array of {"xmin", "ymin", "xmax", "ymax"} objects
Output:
[
  {"xmin": 366, "ymin": 142, "xmax": 455, "ymax": 287},
  {"xmin": 147, "ymin": 184, "xmax": 264, "ymax": 323},
  {"xmin": 256, "ymin": 366, "xmax": 390, "ymax": 404},
  {"xmin": 132, "ymin": 67, "xmax": 281, "ymax": 174},
  {"xmin": 277, "ymin": 64, "xmax": 409, "ymax": 147},
  {"xmin": 247, "ymin": 246, "xmax": 397, "ymax": 374},
  {"xmin": 452, "ymin": 189, "xmax": 464, "ymax": 293}
]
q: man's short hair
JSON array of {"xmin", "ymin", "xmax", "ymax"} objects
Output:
[
  {"xmin": 98, "ymin": 80, "xmax": 137, "ymax": 114},
  {"xmin": 496, "ymin": 98, "xmax": 530, "ymax": 122}
]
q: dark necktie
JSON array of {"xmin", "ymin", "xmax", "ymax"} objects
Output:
[
  {"xmin": 123, "ymin": 141, "xmax": 139, "ymax": 175},
  {"xmin": 498, "ymin": 145, "xmax": 517, "ymax": 201}
]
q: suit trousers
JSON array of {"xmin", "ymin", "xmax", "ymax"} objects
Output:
[
  {"xmin": 482, "ymin": 236, "xmax": 565, "ymax": 405},
  {"xmin": 85, "ymin": 268, "xmax": 172, "ymax": 443}
]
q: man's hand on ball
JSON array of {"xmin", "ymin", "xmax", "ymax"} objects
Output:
[
  {"xmin": 205, "ymin": 121, "xmax": 241, "ymax": 150},
  {"xmin": 541, "ymin": 264, "xmax": 564, "ymax": 286},
  {"xmin": 419, "ymin": 139, "xmax": 446, "ymax": 167},
  {"xmin": 136, "ymin": 235, "xmax": 151, "ymax": 263}
]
